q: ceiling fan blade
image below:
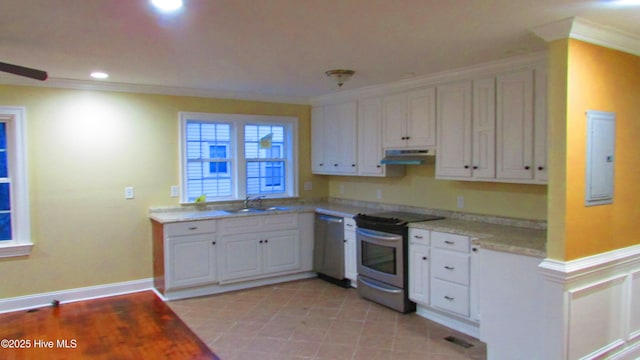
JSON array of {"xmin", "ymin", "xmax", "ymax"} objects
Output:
[{"xmin": 0, "ymin": 61, "xmax": 48, "ymax": 81}]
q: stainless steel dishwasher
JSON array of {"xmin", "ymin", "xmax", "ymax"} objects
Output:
[{"xmin": 313, "ymin": 213, "xmax": 350, "ymax": 288}]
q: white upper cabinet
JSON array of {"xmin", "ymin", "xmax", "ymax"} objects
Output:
[
  {"xmin": 472, "ymin": 78, "xmax": 497, "ymax": 179},
  {"xmin": 496, "ymin": 69, "xmax": 535, "ymax": 180},
  {"xmin": 436, "ymin": 81, "xmax": 473, "ymax": 178},
  {"xmin": 357, "ymin": 97, "xmax": 404, "ymax": 177},
  {"xmin": 383, "ymin": 88, "xmax": 436, "ymax": 149},
  {"xmin": 311, "ymin": 101, "xmax": 357, "ymax": 175},
  {"xmin": 437, "ymin": 66, "xmax": 547, "ymax": 184}
]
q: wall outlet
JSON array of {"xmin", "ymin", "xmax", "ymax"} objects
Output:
[
  {"xmin": 125, "ymin": 186, "xmax": 135, "ymax": 200},
  {"xmin": 339, "ymin": 184, "xmax": 345, "ymax": 194},
  {"xmin": 303, "ymin": 181, "xmax": 313, "ymax": 191},
  {"xmin": 457, "ymin": 195, "xmax": 464, "ymax": 209},
  {"xmin": 170, "ymin": 185, "xmax": 179, "ymax": 197},
  {"xmin": 376, "ymin": 189, "xmax": 383, "ymax": 200}
]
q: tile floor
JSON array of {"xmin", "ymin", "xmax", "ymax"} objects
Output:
[{"xmin": 168, "ymin": 278, "xmax": 486, "ymax": 360}]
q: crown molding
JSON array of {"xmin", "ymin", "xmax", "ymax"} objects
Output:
[
  {"xmin": 0, "ymin": 76, "xmax": 311, "ymax": 105},
  {"xmin": 531, "ymin": 16, "xmax": 640, "ymax": 57}
]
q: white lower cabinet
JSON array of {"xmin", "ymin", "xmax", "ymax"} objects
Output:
[
  {"xmin": 409, "ymin": 228, "xmax": 479, "ymax": 336},
  {"xmin": 153, "ymin": 212, "xmax": 314, "ymax": 300},
  {"xmin": 166, "ymin": 233, "xmax": 217, "ymax": 290},
  {"xmin": 218, "ymin": 214, "xmax": 304, "ymax": 283},
  {"xmin": 161, "ymin": 220, "xmax": 218, "ymax": 291},
  {"xmin": 344, "ymin": 217, "xmax": 358, "ymax": 286},
  {"xmin": 408, "ymin": 233, "xmax": 430, "ymax": 305}
]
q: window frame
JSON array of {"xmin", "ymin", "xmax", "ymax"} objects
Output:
[
  {"xmin": 0, "ymin": 106, "xmax": 33, "ymax": 258},
  {"xmin": 179, "ymin": 112, "xmax": 298, "ymax": 203}
]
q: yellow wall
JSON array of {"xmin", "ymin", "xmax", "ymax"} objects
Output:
[
  {"xmin": 562, "ymin": 40, "xmax": 640, "ymax": 260},
  {"xmin": 328, "ymin": 164, "xmax": 548, "ymax": 220},
  {"xmin": 0, "ymin": 85, "xmax": 324, "ymax": 298}
]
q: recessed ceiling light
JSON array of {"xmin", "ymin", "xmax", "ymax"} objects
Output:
[
  {"xmin": 90, "ymin": 72, "xmax": 109, "ymax": 79},
  {"xmin": 151, "ymin": 0, "xmax": 183, "ymax": 12},
  {"xmin": 602, "ymin": 0, "xmax": 640, "ymax": 6}
]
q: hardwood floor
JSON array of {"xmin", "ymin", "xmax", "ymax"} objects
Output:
[{"xmin": 0, "ymin": 291, "xmax": 219, "ymax": 360}]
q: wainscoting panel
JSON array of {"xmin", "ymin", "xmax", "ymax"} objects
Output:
[
  {"xmin": 629, "ymin": 270, "xmax": 640, "ymax": 342},
  {"xmin": 568, "ymin": 275, "xmax": 626, "ymax": 359},
  {"xmin": 539, "ymin": 244, "xmax": 640, "ymax": 360}
]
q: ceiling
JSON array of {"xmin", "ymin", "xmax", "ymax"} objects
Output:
[{"xmin": 1, "ymin": 0, "xmax": 639, "ymax": 102}]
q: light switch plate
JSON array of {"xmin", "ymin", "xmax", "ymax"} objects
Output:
[
  {"xmin": 170, "ymin": 185, "xmax": 179, "ymax": 197},
  {"xmin": 124, "ymin": 186, "xmax": 135, "ymax": 199}
]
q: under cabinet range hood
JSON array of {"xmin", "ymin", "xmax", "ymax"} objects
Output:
[{"xmin": 380, "ymin": 149, "xmax": 435, "ymax": 165}]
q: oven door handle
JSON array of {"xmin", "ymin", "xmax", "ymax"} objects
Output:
[
  {"xmin": 356, "ymin": 228, "xmax": 402, "ymax": 242},
  {"xmin": 359, "ymin": 277, "xmax": 402, "ymax": 294}
]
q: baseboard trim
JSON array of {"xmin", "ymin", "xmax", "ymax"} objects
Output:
[{"xmin": 0, "ymin": 278, "xmax": 153, "ymax": 314}]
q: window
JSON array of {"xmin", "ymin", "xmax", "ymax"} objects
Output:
[
  {"xmin": 180, "ymin": 113, "xmax": 298, "ymax": 203},
  {"xmin": 0, "ymin": 107, "xmax": 32, "ymax": 258}
]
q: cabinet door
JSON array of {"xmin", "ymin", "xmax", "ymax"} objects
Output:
[
  {"xmin": 436, "ymin": 81, "xmax": 473, "ymax": 178},
  {"xmin": 323, "ymin": 102, "xmax": 357, "ymax": 174},
  {"xmin": 311, "ymin": 106, "xmax": 326, "ymax": 174},
  {"xmin": 344, "ymin": 229, "xmax": 358, "ymax": 285},
  {"xmin": 166, "ymin": 234, "xmax": 216, "ymax": 290},
  {"xmin": 472, "ymin": 78, "xmax": 496, "ymax": 179},
  {"xmin": 496, "ymin": 69, "xmax": 534, "ymax": 180},
  {"xmin": 262, "ymin": 229, "xmax": 300, "ymax": 274},
  {"xmin": 219, "ymin": 232, "xmax": 262, "ymax": 281},
  {"xmin": 409, "ymin": 243, "xmax": 430, "ymax": 305},
  {"xmin": 382, "ymin": 93, "xmax": 408, "ymax": 148},
  {"xmin": 407, "ymin": 87, "xmax": 436, "ymax": 148},
  {"xmin": 358, "ymin": 97, "xmax": 385, "ymax": 176},
  {"xmin": 534, "ymin": 67, "xmax": 548, "ymax": 182}
]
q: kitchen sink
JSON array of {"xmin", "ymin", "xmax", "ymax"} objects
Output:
[{"xmin": 263, "ymin": 206, "xmax": 290, "ymax": 211}]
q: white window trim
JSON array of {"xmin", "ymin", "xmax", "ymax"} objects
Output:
[
  {"xmin": 0, "ymin": 106, "xmax": 33, "ymax": 258},
  {"xmin": 179, "ymin": 112, "xmax": 299, "ymax": 203}
]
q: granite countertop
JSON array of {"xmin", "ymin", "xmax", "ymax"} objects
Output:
[
  {"xmin": 149, "ymin": 200, "xmax": 546, "ymax": 257},
  {"xmin": 149, "ymin": 205, "xmax": 315, "ymax": 223},
  {"xmin": 410, "ymin": 218, "xmax": 546, "ymax": 258}
]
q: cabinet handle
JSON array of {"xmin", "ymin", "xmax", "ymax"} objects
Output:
[
  {"xmin": 346, "ymin": 223, "xmax": 354, "ymax": 227},
  {"xmin": 444, "ymin": 296, "xmax": 455, "ymax": 301},
  {"xmin": 473, "ymin": 166, "xmax": 478, "ymax": 170},
  {"xmin": 188, "ymin": 226, "xmax": 198, "ymax": 230},
  {"xmin": 212, "ymin": 241, "xmax": 216, "ymax": 245},
  {"xmin": 525, "ymin": 166, "xmax": 531, "ymax": 170},
  {"xmin": 334, "ymin": 163, "xmax": 338, "ymax": 167},
  {"xmin": 472, "ymin": 247, "xmax": 478, "ymax": 252},
  {"xmin": 259, "ymin": 240, "xmax": 263, "ymax": 244},
  {"xmin": 464, "ymin": 165, "xmax": 469, "ymax": 169},
  {"xmin": 352, "ymin": 164, "xmax": 356, "ymax": 167},
  {"xmin": 444, "ymin": 240, "xmax": 455, "ymax": 245},
  {"xmin": 401, "ymin": 136, "xmax": 406, "ymax": 140},
  {"xmin": 444, "ymin": 266, "xmax": 455, "ymax": 270},
  {"xmin": 376, "ymin": 165, "xmax": 381, "ymax": 168},
  {"xmin": 264, "ymin": 239, "xmax": 268, "ymax": 243},
  {"xmin": 406, "ymin": 136, "xmax": 410, "ymax": 140},
  {"xmin": 537, "ymin": 166, "xmax": 544, "ymax": 171},
  {"xmin": 422, "ymin": 256, "xmax": 427, "ymax": 260},
  {"xmin": 413, "ymin": 235, "xmax": 423, "ymax": 239},
  {"xmin": 319, "ymin": 163, "xmax": 324, "ymax": 166}
]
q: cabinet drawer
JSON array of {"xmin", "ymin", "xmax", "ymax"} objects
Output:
[
  {"xmin": 431, "ymin": 249, "xmax": 470, "ymax": 285},
  {"xmin": 432, "ymin": 232, "xmax": 470, "ymax": 253},
  {"xmin": 409, "ymin": 228, "xmax": 430, "ymax": 245},
  {"xmin": 344, "ymin": 217, "xmax": 356, "ymax": 231},
  {"xmin": 165, "ymin": 220, "xmax": 216, "ymax": 236},
  {"xmin": 431, "ymin": 278, "xmax": 470, "ymax": 317}
]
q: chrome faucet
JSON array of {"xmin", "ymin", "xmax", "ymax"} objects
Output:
[{"xmin": 243, "ymin": 195, "xmax": 265, "ymax": 209}]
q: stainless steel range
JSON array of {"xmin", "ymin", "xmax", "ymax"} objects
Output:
[{"xmin": 354, "ymin": 211, "xmax": 443, "ymax": 313}]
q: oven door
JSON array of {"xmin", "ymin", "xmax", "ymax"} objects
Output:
[{"xmin": 356, "ymin": 227, "xmax": 404, "ymax": 288}]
